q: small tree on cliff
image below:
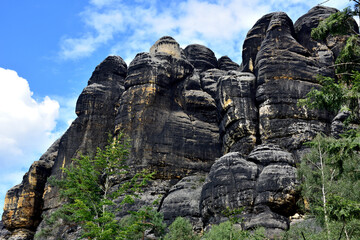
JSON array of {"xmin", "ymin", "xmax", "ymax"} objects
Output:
[
  {"xmin": 37, "ymin": 133, "xmax": 165, "ymax": 240},
  {"xmin": 299, "ymin": 3, "xmax": 360, "ymax": 122},
  {"xmin": 298, "ymin": 3, "xmax": 360, "ymax": 239}
]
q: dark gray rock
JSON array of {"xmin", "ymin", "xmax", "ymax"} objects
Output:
[
  {"xmin": 218, "ymin": 56, "xmax": 240, "ymax": 71},
  {"xmin": 184, "ymin": 44, "xmax": 218, "ymax": 72},
  {"xmin": 200, "ymin": 145, "xmax": 299, "ymax": 232},
  {"xmin": 43, "ymin": 55, "xmax": 127, "ymax": 211},
  {"xmin": 255, "ymin": 12, "xmax": 331, "ymax": 85},
  {"xmin": 200, "ymin": 69, "xmax": 226, "ymax": 99},
  {"xmin": 115, "ymin": 179, "xmax": 174, "ymax": 218},
  {"xmin": 115, "ymin": 38, "xmax": 221, "ymax": 179},
  {"xmin": 34, "ymin": 56, "xmax": 127, "ymax": 239},
  {"xmin": 217, "ymin": 72, "xmax": 258, "ymax": 155},
  {"xmin": 200, "ymin": 152, "xmax": 259, "ymax": 224},
  {"xmin": 0, "ymin": 221, "xmax": 11, "ymax": 240},
  {"xmin": 294, "ymin": 6, "xmax": 338, "ymax": 53},
  {"xmin": 254, "ymin": 11, "xmax": 333, "ymax": 151},
  {"xmin": 242, "ymin": 13, "xmax": 275, "ymax": 73},
  {"xmin": 160, "ymin": 174, "xmax": 207, "ymax": 230}
]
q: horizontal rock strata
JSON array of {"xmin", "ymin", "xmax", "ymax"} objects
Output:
[{"xmin": 1, "ymin": 5, "xmax": 349, "ymax": 240}]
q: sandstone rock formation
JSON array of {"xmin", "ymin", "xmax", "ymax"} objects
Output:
[
  {"xmin": 1, "ymin": 5, "xmax": 353, "ymax": 240},
  {"xmin": 115, "ymin": 37, "xmax": 221, "ymax": 179},
  {"xmin": 1, "ymin": 139, "xmax": 59, "ymax": 240},
  {"xmin": 200, "ymin": 145, "xmax": 298, "ymax": 235}
]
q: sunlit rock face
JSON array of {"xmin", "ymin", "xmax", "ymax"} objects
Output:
[
  {"xmin": 1, "ymin": 139, "xmax": 59, "ymax": 239},
  {"xmin": 1, "ymin": 5, "xmax": 351, "ymax": 240}
]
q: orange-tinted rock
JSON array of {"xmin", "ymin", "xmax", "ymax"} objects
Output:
[{"xmin": 2, "ymin": 160, "xmax": 54, "ymax": 230}]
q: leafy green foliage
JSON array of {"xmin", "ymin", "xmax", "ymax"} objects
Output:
[
  {"xmin": 222, "ymin": 207, "xmax": 245, "ymax": 225},
  {"xmin": 120, "ymin": 206, "xmax": 166, "ymax": 240},
  {"xmin": 282, "ymin": 219, "xmax": 360, "ymax": 240},
  {"xmin": 164, "ymin": 217, "xmax": 200, "ymax": 240},
  {"xmin": 298, "ymin": 133, "xmax": 360, "ymax": 239},
  {"xmin": 311, "ymin": 7, "xmax": 356, "ymax": 40},
  {"xmin": 38, "ymin": 133, "xmax": 163, "ymax": 240},
  {"xmin": 202, "ymin": 221, "xmax": 267, "ymax": 240},
  {"xmin": 306, "ymin": 5, "xmax": 360, "ymax": 123},
  {"xmin": 298, "ymin": 76, "xmax": 346, "ymax": 114},
  {"xmin": 298, "ymin": 63, "xmax": 360, "ymax": 123},
  {"xmin": 299, "ymin": 4, "xmax": 360, "ymax": 238},
  {"xmin": 335, "ymin": 35, "xmax": 360, "ymax": 81}
]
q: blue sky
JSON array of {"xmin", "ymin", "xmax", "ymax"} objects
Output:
[{"xmin": 0, "ymin": 0, "xmax": 350, "ymax": 216}]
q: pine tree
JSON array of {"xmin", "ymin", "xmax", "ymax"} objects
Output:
[{"xmin": 36, "ymin": 133, "xmax": 165, "ymax": 240}]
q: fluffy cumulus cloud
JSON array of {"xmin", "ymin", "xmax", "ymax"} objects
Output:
[
  {"xmin": 0, "ymin": 68, "xmax": 60, "ymax": 214},
  {"xmin": 59, "ymin": 0, "xmax": 350, "ymax": 63}
]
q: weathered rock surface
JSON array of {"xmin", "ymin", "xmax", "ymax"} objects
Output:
[
  {"xmin": 218, "ymin": 56, "xmax": 240, "ymax": 71},
  {"xmin": 294, "ymin": 6, "xmax": 338, "ymax": 54},
  {"xmin": 242, "ymin": 13, "xmax": 275, "ymax": 73},
  {"xmin": 1, "ymin": 139, "xmax": 59, "ymax": 239},
  {"xmin": 184, "ymin": 44, "xmax": 218, "ymax": 72},
  {"xmin": 254, "ymin": 11, "xmax": 334, "ymax": 152},
  {"xmin": 217, "ymin": 71, "xmax": 258, "ymax": 155},
  {"xmin": 160, "ymin": 174, "xmax": 207, "ymax": 230},
  {"xmin": 1, "ymin": 6, "xmax": 352, "ymax": 240},
  {"xmin": 115, "ymin": 37, "xmax": 221, "ymax": 179},
  {"xmin": 43, "ymin": 55, "xmax": 127, "ymax": 211},
  {"xmin": 34, "ymin": 56, "xmax": 127, "ymax": 240},
  {"xmin": 200, "ymin": 145, "xmax": 298, "ymax": 233}
]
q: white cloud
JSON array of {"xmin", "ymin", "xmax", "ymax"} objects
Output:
[
  {"xmin": 0, "ymin": 68, "xmax": 60, "ymax": 161},
  {"xmin": 60, "ymin": 0, "xmax": 353, "ymax": 63},
  {"xmin": 0, "ymin": 67, "xmax": 62, "ymax": 215},
  {"xmin": 60, "ymin": 8, "xmax": 125, "ymax": 59}
]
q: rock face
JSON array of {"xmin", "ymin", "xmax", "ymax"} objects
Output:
[
  {"xmin": 1, "ymin": 139, "xmax": 59, "ymax": 239},
  {"xmin": 250, "ymin": 11, "xmax": 335, "ymax": 158},
  {"xmin": 160, "ymin": 174, "xmax": 207, "ymax": 230},
  {"xmin": 200, "ymin": 145, "xmax": 298, "ymax": 234},
  {"xmin": 115, "ymin": 37, "xmax": 221, "ymax": 179},
  {"xmin": 217, "ymin": 71, "xmax": 258, "ymax": 155},
  {"xmin": 43, "ymin": 56, "xmax": 127, "ymax": 211},
  {"xmin": 1, "ymin": 6, "xmax": 351, "ymax": 240}
]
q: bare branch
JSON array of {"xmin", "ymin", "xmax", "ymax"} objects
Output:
[{"xmin": 317, "ymin": 0, "xmax": 329, "ymax": 5}]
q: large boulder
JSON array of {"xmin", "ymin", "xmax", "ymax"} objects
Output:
[
  {"xmin": 184, "ymin": 44, "xmax": 218, "ymax": 72},
  {"xmin": 200, "ymin": 145, "xmax": 298, "ymax": 234},
  {"xmin": 160, "ymin": 174, "xmax": 207, "ymax": 230}
]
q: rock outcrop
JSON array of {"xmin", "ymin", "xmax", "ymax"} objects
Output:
[
  {"xmin": 200, "ymin": 145, "xmax": 298, "ymax": 235},
  {"xmin": 1, "ymin": 5, "xmax": 352, "ymax": 240},
  {"xmin": 43, "ymin": 55, "xmax": 127, "ymax": 211},
  {"xmin": 1, "ymin": 139, "xmax": 59, "ymax": 239},
  {"xmin": 115, "ymin": 37, "xmax": 221, "ymax": 179},
  {"xmin": 217, "ymin": 71, "xmax": 258, "ymax": 155}
]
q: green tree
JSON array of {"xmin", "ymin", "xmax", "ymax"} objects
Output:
[
  {"xmin": 297, "ymin": 3, "xmax": 360, "ymax": 239},
  {"xmin": 37, "ymin": 133, "xmax": 163, "ymax": 240},
  {"xmin": 299, "ymin": 133, "xmax": 360, "ymax": 239},
  {"xmin": 299, "ymin": 2, "xmax": 360, "ymax": 122},
  {"xmin": 202, "ymin": 221, "xmax": 267, "ymax": 240},
  {"xmin": 164, "ymin": 217, "xmax": 200, "ymax": 240}
]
